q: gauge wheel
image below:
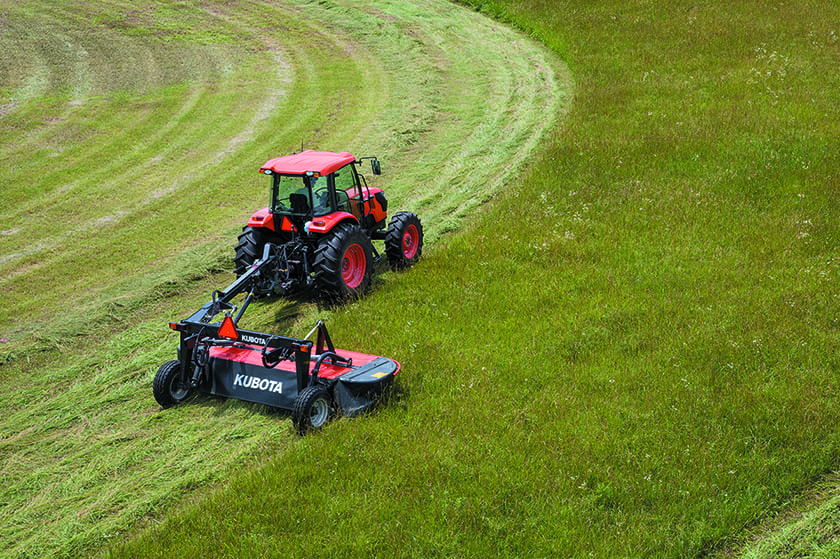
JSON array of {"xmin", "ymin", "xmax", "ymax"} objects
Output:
[
  {"xmin": 153, "ymin": 360, "xmax": 192, "ymax": 408},
  {"xmin": 292, "ymin": 385, "xmax": 334, "ymax": 434}
]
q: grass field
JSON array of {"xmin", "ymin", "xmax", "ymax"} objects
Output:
[
  {"xmin": 0, "ymin": 0, "xmax": 568, "ymax": 557},
  {"xmin": 2, "ymin": 0, "xmax": 839, "ymax": 557}
]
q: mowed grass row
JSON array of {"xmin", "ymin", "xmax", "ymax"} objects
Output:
[
  {"xmin": 0, "ymin": 0, "xmax": 563, "ymax": 332},
  {"xmin": 107, "ymin": 1, "xmax": 840, "ymax": 558},
  {"xmin": 0, "ymin": 1, "xmax": 568, "ymax": 557},
  {"xmin": 0, "ymin": 0, "xmax": 363, "ymax": 327}
]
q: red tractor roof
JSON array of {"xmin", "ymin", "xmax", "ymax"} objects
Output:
[{"xmin": 259, "ymin": 150, "xmax": 356, "ymax": 176}]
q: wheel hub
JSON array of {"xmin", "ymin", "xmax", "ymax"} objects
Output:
[
  {"xmin": 402, "ymin": 224, "xmax": 419, "ymax": 259},
  {"xmin": 310, "ymin": 398, "xmax": 329, "ymax": 428},
  {"xmin": 342, "ymin": 244, "xmax": 366, "ymax": 288}
]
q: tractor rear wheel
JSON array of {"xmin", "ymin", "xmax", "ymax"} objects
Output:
[
  {"xmin": 234, "ymin": 226, "xmax": 262, "ymax": 278},
  {"xmin": 153, "ymin": 360, "xmax": 192, "ymax": 408},
  {"xmin": 314, "ymin": 223, "xmax": 373, "ymax": 300},
  {"xmin": 385, "ymin": 211, "xmax": 423, "ymax": 269},
  {"xmin": 292, "ymin": 385, "xmax": 334, "ymax": 434}
]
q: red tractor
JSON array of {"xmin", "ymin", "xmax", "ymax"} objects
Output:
[{"xmin": 234, "ymin": 150, "xmax": 423, "ymax": 300}]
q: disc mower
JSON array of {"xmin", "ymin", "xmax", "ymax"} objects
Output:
[
  {"xmin": 154, "ymin": 248, "xmax": 400, "ymax": 433},
  {"xmin": 153, "ymin": 151, "xmax": 416, "ymax": 432}
]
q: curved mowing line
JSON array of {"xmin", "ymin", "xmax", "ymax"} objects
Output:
[
  {"xmin": 301, "ymin": 0, "xmax": 573, "ymax": 240},
  {"xmin": 1, "ymin": 10, "xmax": 285, "ymax": 266},
  {"xmin": 0, "ymin": 2, "xmax": 370, "ymax": 273},
  {"xmin": 0, "ymin": 2, "xmax": 572, "ymax": 557}
]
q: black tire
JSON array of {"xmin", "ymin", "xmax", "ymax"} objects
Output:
[
  {"xmin": 313, "ymin": 222, "xmax": 374, "ymax": 300},
  {"xmin": 234, "ymin": 226, "xmax": 263, "ymax": 278},
  {"xmin": 292, "ymin": 385, "xmax": 334, "ymax": 434},
  {"xmin": 153, "ymin": 360, "xmax": 192, "ymax": 408},
  {"xmin": 385, "ymin": 212, "xmax": 423, "ymax": 270}
]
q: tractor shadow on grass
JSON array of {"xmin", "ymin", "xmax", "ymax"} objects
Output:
[
  {"xmin": 249, "ymin": 255, "xmax": 402, "ymax": 317},
  {"xmin": 270, "ymin": 299, "xmax": 307, "ymax": 331}
]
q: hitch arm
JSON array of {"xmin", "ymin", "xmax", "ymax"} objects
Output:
[{"xmin": 186, "ymin": 244, "xmax": 277, "ymax": 324}]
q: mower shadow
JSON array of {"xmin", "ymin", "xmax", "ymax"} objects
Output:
[
  {"xmin": 189, "ymin": 392, "xmax": 294, "ymax": 422},
  {"xmin": 185, "ymin": 384, "xmax": 405, "ymax": 434}
]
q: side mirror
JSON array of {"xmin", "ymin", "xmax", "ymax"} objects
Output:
[{"xmin": 371, "ymin": 159, "xmax": 381, "ymax": 175}]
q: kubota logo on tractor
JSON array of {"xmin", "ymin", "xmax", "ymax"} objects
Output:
[{"xmin": 233, "ymin": 374, "xmax": 283, "ymax": 394}]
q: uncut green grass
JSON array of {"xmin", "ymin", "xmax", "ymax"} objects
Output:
[
  {"xmin": 0, "ymin": 1, "xmax": 567, "ymax": 557},
  {"xmin": 108, "ymin": 1, "xmax": 840, "ymax": 558},
  {"xmin": 717, "ymin": 473, "xmax": 840, "ymax": 558}
]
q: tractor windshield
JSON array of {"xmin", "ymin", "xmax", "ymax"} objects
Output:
[
  {"xmin": 271, "ymin": 175, "xmax": 313, "ymax": 217},
  {"xmin": 271, "ymin": 172, "xmax": 347, "ymax": 220},
  {"xmin": 270, "ymin": 174, "xmax": 337, "ymax": 218}
]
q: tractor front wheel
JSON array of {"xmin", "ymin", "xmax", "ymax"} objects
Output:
[
  {"xmin": 314, "ymin": 223, "xmax": 374, "ymax": 300},
  {"xmin": 385, "ymin": 212, "xmax": 423, "ymax": 270},
  {"xmin": 292, "ymin": 385, "xmax": 334, "ymax": 434},
  {"xmin": 153, "ymin": 360, "xmax": 192, "ymax": 408}
]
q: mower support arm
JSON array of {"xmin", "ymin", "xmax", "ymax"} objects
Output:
[
  {"xmin": 171, "ymin": 244, "xmax": 347, "ymax": 392},
  {"xmin": 186, "ymin": 243, "xmax": 278, "ymax": 325}
]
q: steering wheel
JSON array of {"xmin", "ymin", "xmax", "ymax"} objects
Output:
[
  {"xmin": 313, "ymin": 187, "xmax": 330, "ymax": 206},
  {"xmin": 275, "ymin": 196, "xmax": 291, "ymax": 211}
]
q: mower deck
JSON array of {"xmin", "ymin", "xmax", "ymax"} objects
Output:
[
  {"xmin": 154, "ymin": 304, "xmax": 400, "ymax": 432},
  {"xmin": 206, "ymin": 342, "xmax": 399, "ymax": 417}
]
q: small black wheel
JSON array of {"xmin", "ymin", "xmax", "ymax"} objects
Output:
[
  {"xmin": 313, "ymin": 222, "xmax": 374, "ymax": 300},
  {"xmin": 292, "ymin": 385, "xmax": 334, "ymax": 434},
  {"xmin": 153, "ymin": 360, "xmax": 192, "ymax": 408},
  {"xmin": 234, "ymin": 226, "xmax": 263, "ymax": 278},
  {"xmin": 385, "ymin": 212, "xmax": 423, "ymax": 270}
]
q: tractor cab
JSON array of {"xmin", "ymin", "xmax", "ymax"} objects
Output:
[{"xmin": 258, "ymin": 151, "xmax": 386, "ymax": 235}]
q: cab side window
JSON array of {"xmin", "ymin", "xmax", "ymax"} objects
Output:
[
  {"xmin": 334, "ymin": 164, "xmax": 361, "ymax": 218},
  {"xmin": 311, "ymin": 175, "xmax": 332, "ymax": 216}
]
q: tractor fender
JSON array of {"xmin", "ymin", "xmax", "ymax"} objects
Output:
[
  {"xmin": 247, "ymin": 207, "xmax": 275, "ymax": 230},
  {"xmin": 307, "ymin": 212, "xmax": 359, "ymax": 235},
  {"xmin": 247, "ymin": 208, "xmax": 295, "ymax": 232}
]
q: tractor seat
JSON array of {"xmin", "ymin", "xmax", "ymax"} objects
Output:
[{"xmin": 289, "ymin": 192, "xmax": 310, "ymax": 215}]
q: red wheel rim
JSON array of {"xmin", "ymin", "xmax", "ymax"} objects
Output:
[
  {"xmin": 342, "ymin": 244, "xmax": 366, "ymax": 288},
  {"xmin": 402, "ymin": 224, "xmax": 419, "ymax": 259}
]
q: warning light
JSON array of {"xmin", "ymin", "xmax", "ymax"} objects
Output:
[
  {"xmin": 218, "ymin": 315, "xmax": 239, "ymax": 341},
  {"xmin": 293, "ymin": 341, "xmax": 311, "ymax": 353}
]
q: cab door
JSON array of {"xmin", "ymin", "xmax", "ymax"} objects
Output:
[{"xmin": 334, "ymin": 163, "xmax": 364, "ymax": 220}]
